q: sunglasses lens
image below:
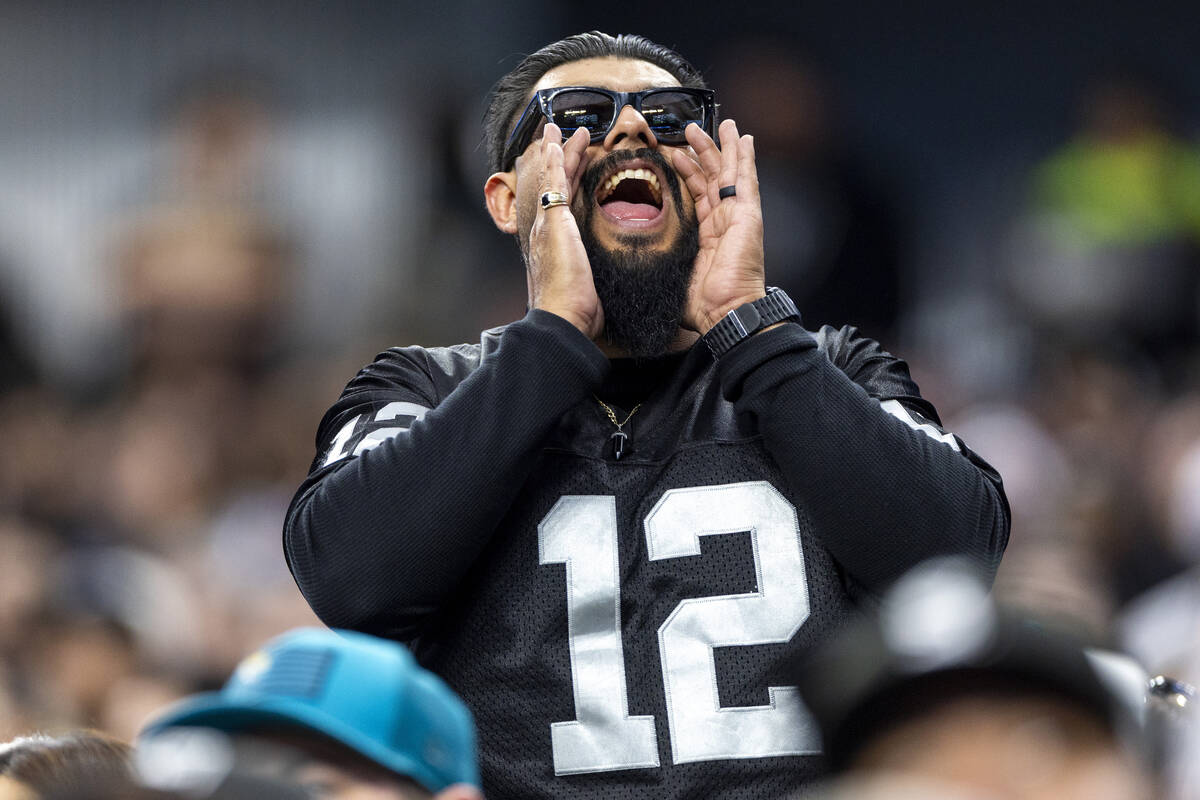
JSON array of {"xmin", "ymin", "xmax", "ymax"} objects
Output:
[
  {"xmin": 548, "ymin": 90, "xmax": 617, "ymax": 139},
  {"xmin": 640, "ymin": 90, "xmax": 708, "ymax": 143}
]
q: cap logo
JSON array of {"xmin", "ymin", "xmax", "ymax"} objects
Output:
[
  {"xmin": 235, "ymin": 646, "xmax": 334, "ymax": 698},
  {"xmin": 263, "ymin": 647, "xmax": 335, "ymax": 698},
  {"xmin": 233, "ymin": 651, "xmax": 273, "ymax": 685}
]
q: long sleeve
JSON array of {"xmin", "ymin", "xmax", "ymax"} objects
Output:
[
  {"xmin": 718, "ymin": 322, "xmax": 1010, "ymax": 591},
  {"xmin": 284, "ymin": 310, "xmax": 608, "ymax": 638}
]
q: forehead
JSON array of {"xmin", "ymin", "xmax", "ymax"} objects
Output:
[{"xmin": 533, "ymin": 57, "xmax": 682, "ymax": 94}]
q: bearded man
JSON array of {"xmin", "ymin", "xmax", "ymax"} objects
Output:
[{"xmin": 284, "ymin": 31, "xmax": 1010, "ymax": 799}]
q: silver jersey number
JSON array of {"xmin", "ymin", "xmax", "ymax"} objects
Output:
[
  {"xmin": 538, "ymin": 496, "xmax": 660, "ymax": 774},
  {"xmin": 538, "ymin": 481, "xmax": 820, "ymax": 775}
]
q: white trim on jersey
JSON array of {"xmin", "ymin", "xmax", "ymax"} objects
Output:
[{"xmin": 880, "ymin": 399, "xmax": 961, "ymax": 453}]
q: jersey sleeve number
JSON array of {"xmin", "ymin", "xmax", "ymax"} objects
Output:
[{"xmin": 538, "ymin": 481, "xmax": 821, "ymax": 775}]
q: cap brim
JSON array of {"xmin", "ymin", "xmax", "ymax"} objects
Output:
[{"xmin": 140, "ymin": 694, "xmax": 444, "ymax": 793}]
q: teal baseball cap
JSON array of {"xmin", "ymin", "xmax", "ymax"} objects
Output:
[{"xmin": 140, "ymin": 628, "xmax": 479, "ymax": 793}]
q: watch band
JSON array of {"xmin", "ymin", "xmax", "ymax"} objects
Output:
[{"xmin": 702, "ymin": 287, "xmax": 801, "ymax": 359}]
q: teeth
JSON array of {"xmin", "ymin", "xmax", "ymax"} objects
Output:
[{"xmin": 599, "ymin": 168, "xmax": 662, "ymax": 203}]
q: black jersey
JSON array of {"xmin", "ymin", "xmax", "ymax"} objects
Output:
[{"xmin": 285, "ymin": 310, "xmax": 1008, "ymax": 799}]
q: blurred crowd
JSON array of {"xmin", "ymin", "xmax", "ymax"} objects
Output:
[{"xmin": 0, "ymin": 29, "xmax": 1198, "ymax": 800}]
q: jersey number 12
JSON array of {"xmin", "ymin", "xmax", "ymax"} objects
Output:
[{"xmin": 538, "ymin": 481, "xmax": 821, "ymax": 775}]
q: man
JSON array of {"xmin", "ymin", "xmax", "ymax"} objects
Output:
[
  {"xmin": 138, "ymin": 628, "xmax": 482, "ymax": 800},
  {"xmin": 284, "ymin": 31, "xmax": 1009, "ymax": 798}
]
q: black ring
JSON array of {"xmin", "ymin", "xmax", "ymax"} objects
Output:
[{"xmin": 718, "ymin": 185, "xmax": 737, "ymax": 199}]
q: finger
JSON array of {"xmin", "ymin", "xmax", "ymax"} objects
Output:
[
  {"xmin": 685, "ymin": 122, "xmax": 723, "ymax": 192},
  {"xmin": 671, "ymin": 149, "xmax": 706, "ymax": 199},
  {"xmin": 538, "ymin": 123, "xmax": 573, "ymax": 217},
  {"xmin": 675, "ymin": 136, "xmax": 702, "ymax": 167},
  {"xmin": 671, "ymin": 149, "xmax": 712, "ymax": 220},
  {"xmin": 735, "ymin": 133, "xmax": 759, "ymax": 205},
  {"xmin": 562, "ymin": 126, "xmax": 591, "ymax": 196},
  {"xmin": 717, "ymin": 119, "xmax": 740, "ymax": 201},
  {"xmin": 540, "ymin": 124, "xmax": 567, "ymax": 192}
]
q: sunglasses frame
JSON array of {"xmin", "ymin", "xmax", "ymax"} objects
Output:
[{"xmin": 501, "ymin": 85, "xmax": 718, "ymax": 170}]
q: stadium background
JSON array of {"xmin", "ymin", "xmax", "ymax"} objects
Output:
[{"xmin": 1, "ymin": 0, "xmax": 1199, "ymax": 744}]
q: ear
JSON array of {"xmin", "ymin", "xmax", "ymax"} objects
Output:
[
  {"xmin": 434, "ymin": 783, "xmax": 485, "ymax": 800},
  {"xmin": 483, "ymin": 171, "xmax": 519, "ymax": 235}
]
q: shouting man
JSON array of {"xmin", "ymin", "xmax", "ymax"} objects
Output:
[{"xmin": 285, "ymin": 31, "xmax": 1009, "ymax": 799}]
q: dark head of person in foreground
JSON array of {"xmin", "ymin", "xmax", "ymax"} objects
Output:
[
  {"xmin": 794, "ymin": 558, "xmax": 1155, "ymax": 799},
  {"xmin": 138, "ymin": 628, "xmax": 482, "ymax": 800},
  {"xmin": 0, "ymin": 730, "xmax": 302, "ymax": 800},
  {"xmin": 0, "ymin": 731, "xmax": 132, "ymax": 799}
]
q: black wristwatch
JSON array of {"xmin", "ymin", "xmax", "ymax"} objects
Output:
[{"xmin": 702, "ymin": 287, "xmax": 801, "ymax": 359}]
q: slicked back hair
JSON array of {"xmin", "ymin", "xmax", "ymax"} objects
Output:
[{"xmin": 483, "ymin": 31, "xmax": 708, "ymax": 174}]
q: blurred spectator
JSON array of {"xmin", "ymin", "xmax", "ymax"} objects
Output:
[
  {"xmin": 1029, "ymin": 347, "xmax": 1181, "ymax": 607},
  {"xmin": 0, "ymin": 731, "xmax": 133, "ymax": 799},
  {"xmin": 711, "ymin": 39, "xmax": 903, "ymax": 341},
  {"xmin": 0, "ymin": 520, "xmax": 56, "ymax": 656},
  {"xmin": 946, "ymin": 343, "xmax": 1188, "ymax": 639},
  {"xmin": 139, "ymin": 628, "xmax": 482, "ymax": 800},
  {"xmin": 1119, "ymin": 394, "xmax": 1200, "ymax": 713},
  {"xmin": 1008, "ymin": 70, "xmax": 1200, "ymax": 373},
  {"xmin": 5, "ymin": 732, "xmax": 309, "ymax": 800},
  {"xmin": 0, "ymin": 70, "xmax": 352, "ymax": 730},
  {"xmin": 0, "ymin": 54, "xmax": 419, "ymax": 390},
  {"xmin": 107, "ymin": 69, "xmax": 295, "ymax": 385},
  {"xmin": 0, "ymin": 387, "xmax": 86, "ymax": 530},
  {"xmin": 116, "ymin": 206, "xmax": 291, "ymax": 379},
  {"xmin": 793, "ymin": 558, "xmax": 1156, "ymax": 799}
]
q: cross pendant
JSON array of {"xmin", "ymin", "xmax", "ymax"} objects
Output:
[{"xmin": 610, "ymin": 430, "xmax": 628, "ymax": 461}]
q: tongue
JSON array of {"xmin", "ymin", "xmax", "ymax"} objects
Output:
[{"xmin": 601, "ymin": 200, "xmax": 660, "ymax": 221}]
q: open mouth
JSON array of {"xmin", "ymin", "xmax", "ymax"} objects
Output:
[{"xmin": 596, "ymin": 166, "xmax": 665, "ymax": 224}]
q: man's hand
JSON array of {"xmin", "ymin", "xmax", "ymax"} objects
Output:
[
  {"xmin": 527, "ymin": 124, "xmax": 603, "ymax": 339},
  {"xmin": 673, "ymin": 119, "xmax": 766, "ymax": 335}
]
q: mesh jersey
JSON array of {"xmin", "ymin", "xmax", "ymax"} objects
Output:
[{"xmin": 285, "ymin": 311, "xmax": 1009, "ymax": 799}]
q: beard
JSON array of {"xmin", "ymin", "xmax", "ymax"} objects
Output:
[{"xmin": 577, "ymin": 149, "xmax": 700, "ymax": 360}]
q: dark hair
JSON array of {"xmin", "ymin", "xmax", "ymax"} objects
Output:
[
  {"xmin": 483, "ymin": 31, "xmax": 708, "ymax": 173},
  {"xmin": 0, "ymin": 731, "xmax": 133, "ymax": 795}
]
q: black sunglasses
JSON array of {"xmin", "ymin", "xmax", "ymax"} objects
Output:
[{"xmin": 502, "ymin": 86, "xmax": 718, "ymax": 169}]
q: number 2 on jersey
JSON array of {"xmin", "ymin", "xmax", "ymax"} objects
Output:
[{"xmin": 538, "ymin": 481, "xmax": 821, "ymax": 775}]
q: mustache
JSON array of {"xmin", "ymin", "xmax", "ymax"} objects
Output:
[{"xmin": 579, "ymin": 148, "xmax": 684, "ymax": 206}]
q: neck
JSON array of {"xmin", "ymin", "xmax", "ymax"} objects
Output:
[{"xmin": 596, "ymin": 328, "xmax": 699, "ymax": 359}]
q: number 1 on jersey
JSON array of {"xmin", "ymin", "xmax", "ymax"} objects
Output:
[{"xmin": 538, "ymin": 496, "xmax": 660, "ymax": 774}]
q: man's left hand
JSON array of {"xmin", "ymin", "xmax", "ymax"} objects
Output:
[{"xmin": 673, "ymin": 118, "xmax": 766, "ymax": 335}]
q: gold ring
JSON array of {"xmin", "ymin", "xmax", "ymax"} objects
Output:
[{"xmin": 540, "ymin": 191, "xmax": 570, "ymax": 209}]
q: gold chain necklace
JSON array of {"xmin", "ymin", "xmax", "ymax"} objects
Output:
[{"xmin": 595, "ymin": 396, "xmax": 642, "ymax": 461}]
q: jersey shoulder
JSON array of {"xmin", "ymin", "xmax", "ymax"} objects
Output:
[
  {"xmin": 812, "ymin": 323, "xmax": 940, "ymax": 423},
  {"xmin": 321, "ymin": 326, "xmax": 509, "ymax": 434},
  {"xmin": 342, "ymin": 337, "xmax": 488, "ymax": 398},
  {"xmin": 306, "ymin": 329, "xmax": 506, "ymax": 475}
]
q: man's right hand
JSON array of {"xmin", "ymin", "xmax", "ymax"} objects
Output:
[{"xmin": 527, "ymin": 124, "xmax": 603, "ymax": 340}]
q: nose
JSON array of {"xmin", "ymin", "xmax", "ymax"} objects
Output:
[{"xmin": 601, "ymin": 103, "xmax": 659, "ymax": 150}]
